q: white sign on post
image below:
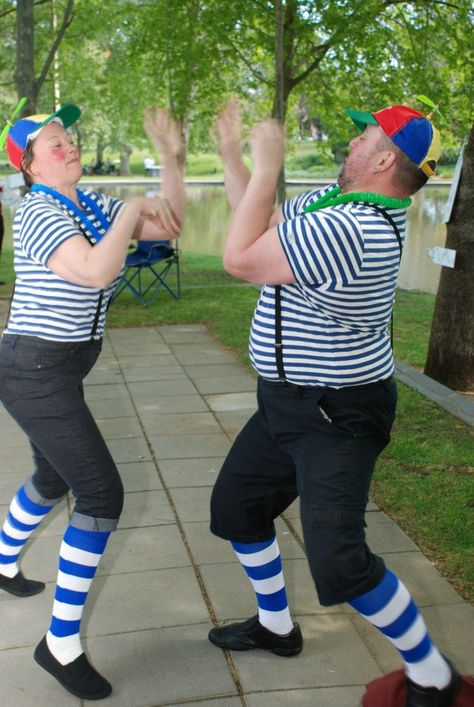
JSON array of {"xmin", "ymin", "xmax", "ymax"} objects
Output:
[{"xmin": 426, "ymin": 246, "xmax": 456, "ymax": 268}]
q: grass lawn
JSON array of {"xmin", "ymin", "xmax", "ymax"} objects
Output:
[{"xmin": 0, "ymin": 249, "xmax": 472, "ymax": 603}]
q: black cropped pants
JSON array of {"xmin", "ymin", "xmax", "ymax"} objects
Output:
[
  {"xmin": 210, "ymin": 376, "xmax": 397, "ymax": 606},
  {"xmin": 0, "ymin": 334, "xmax": 123, "ymax": 532}
]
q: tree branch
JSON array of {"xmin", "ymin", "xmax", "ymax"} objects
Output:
[
  {"xmin": 222, "ymin": 38, "xmax": 272, "ymax": 86},
  {"xmin": 34, "ymin": 0, "xmax": 75, "ymax": 96}
]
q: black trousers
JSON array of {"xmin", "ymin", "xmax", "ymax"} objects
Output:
[
  {"xmin": 210, "ymin": 376, "xmax": 397, "ymax": 606},
  {"xmin": 0, "ymin": 334, "xmax": 123, "ymax": 532}
]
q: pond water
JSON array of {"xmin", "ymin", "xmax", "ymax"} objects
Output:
[{"xmin": 2, "ymin": 182, "xmax": 450, "ymax": 295}]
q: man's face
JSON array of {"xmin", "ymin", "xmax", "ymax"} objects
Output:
[{"xmin": 338, "ymin": 124, "xmax": 384, "ymax": 191}]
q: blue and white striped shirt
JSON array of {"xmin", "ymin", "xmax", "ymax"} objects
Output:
[
  {"xmin": 5, "ymin": 188, "xmax": 125, "ymax": 341},
  {"xmin": 249, "ymin": 185, "xmax": 406, "ymax": 388}
]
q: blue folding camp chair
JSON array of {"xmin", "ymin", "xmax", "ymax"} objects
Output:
[{"xmin": 112, "ymin": 239, "xmax": 180, "ymax": 306}]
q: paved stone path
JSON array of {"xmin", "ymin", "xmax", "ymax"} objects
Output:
[{"xmin": 0, "ymin": 323, "xmax": 473, "ymax": 707}]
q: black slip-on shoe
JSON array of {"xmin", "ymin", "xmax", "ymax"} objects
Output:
[
  {"xmin": 208, "ymin": 615, "xmax": 303, "ymax": 656},
  {"xmin": 0, "ymin": 570, "xmax": 45, "ymax": 597},
  {"xmin": 406, "ymin": 661, "xmax": 462, "ymax": 707},
  {"xmin": 34, "ymin": 636, "xmax": 112, "ymax": 700}
]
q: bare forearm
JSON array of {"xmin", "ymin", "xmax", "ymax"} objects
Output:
[
  {"xmin": 223, "ymin": 147, "xmax": 251, "ymax": 210},
  {"xmin": 224, "ymin": 169, "xmax": 277, "ymax": 264},
  {"xmin": 161, "ymin": 155, "xmax": 186, "ymax": 226}
]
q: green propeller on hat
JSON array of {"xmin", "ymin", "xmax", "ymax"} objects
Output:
[
  {"xmin": 416, "ymin": 95, "xmax": 447, "ymax": 124},
  {"xmin": 0, "ymin": 96, "xmax": 27, "ymax": 150}
]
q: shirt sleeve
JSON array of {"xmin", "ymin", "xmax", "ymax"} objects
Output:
[
  {"xmin": 278, "ymin": 207, "xmax": 365, "ymax": 288},
  {"xmin": 282, "ymin": 184, "xmax": 337, "ymax": 221},
  {"xmin": 92, "ymin": 191, "xmax": 125, "ymax": 225},
  {"xmin": 19, "ymin": 198, "xmax": 82, "ymax": 266}
]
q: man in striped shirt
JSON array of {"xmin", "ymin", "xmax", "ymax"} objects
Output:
[{"xmin": 208, "ymin": 103, "xmax": 469, "ymax": 707}]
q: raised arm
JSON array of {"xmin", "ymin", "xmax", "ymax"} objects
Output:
[
  {"xmin": 217, "ymin": 100, "xmax": 284, "ymax": 227},
  {"xmin": 142, "ymin": 107, "xmax": 186, "ymax": 236},
  {"xmin": 223, "ymin": 119, "xmax": 294, "ymax": 286}
]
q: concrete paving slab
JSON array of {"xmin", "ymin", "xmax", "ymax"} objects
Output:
[
  {"xmin": 127, "ymin": 378, "xmax": 199, "ymax": 398},
  {"xmin": 184, "ymin": 363, "xmax": 249, "ymax": 379},
  {"xmin": 95, "ymin": 415, "xmax": 143, "ymax": 440},
  {"xmin": 149, "ymin": 433, "xmax": 231, "ymax": 460},
  {"xmin": 122, "ymin": 364, "xmax": 187, "ymax": 383},
  {"xmin": 88, "ymin": 396, "xmax": 137, "ymax": 418},
  {"xmin": 0, "ymin": 469, "xmax": 37, "ymax": 498},
  {"xmin": 116, "ymin": 353, "xmax": 179, "ymax": 370},
  {"xmin": 84, "ymin": 625, "xmax": 237, "ymax": 706},
  {"xmin": 158, "ymin": 457, "xmax": 225, "ymax": 488},
  {"xmin": 118, "ymin": 461, "xmax": 163, "ymax": 492},
  {"xmin": 106, "ymin": 436, "xmax": 153, "ymax": 464},
  {"xmin": 100, "ymin": 525, "xmax": 190, "ymax": 575},
  {"xmin": 214, "ymin": 410, "xmax": 255, "ymax": 437},
  {"xmin": 140, "ymin": 411, "xmax": 222, "ymax": 436},
  {"xmin": 205, "ymin": 392, "xmax": 257, "ymax": 412},
  {"xmin": 83, "ymin": 382, "xmax": 130, "ymax": 400},
  {"xmin": 2, "ymin": 445, "xmax": 36, "ymax": 472},
  {"xmin": 0, "ymin": 582, "xmax": 56, "ymax": 650},
  {"xmin": 85, "ymin": 567, "xmax": 210, "ymax": 635},
  {"xmin": 20, "ymin": 532, "xmax": 63, "ymax": 581},
  {"xmin": 193, "ymin": 375, "xmax": 258, "ymax": 395},
  {"xmin": 169, "ymin": 486, "xmax": 213, "ymax": 523},
  {"xmin": 171, "ymin": 344, "xmax": 238, "ymax": 366},
  {"xmin": 136, "ymin": 394, "xmax": 209, "ymax": 415},
  {"xmin": 246, "ymin": 686, "xmax": 364, "ymax": 706},
  {"xmin": 118, "ymin": 490, "xmax": 175, "ymax": 529},
  {"xmin": 0, "ymin": 644, "xmax": 80, "ymax": 706}
]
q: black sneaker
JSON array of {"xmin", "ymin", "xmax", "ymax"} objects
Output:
[
  {"xmin": 406, "ymin": 661, "xmax": 462, "ymax": 707},
  {"xmin": 208, "ymin": 615, "xmax": 303, "ymax": 656},
  {"xmin": 0, "ymin": 570, "xmax": 45, "ymax": 597},
  {"xmin": 34, "ymin": 636, "xmax": 112, "ymax": 700}
]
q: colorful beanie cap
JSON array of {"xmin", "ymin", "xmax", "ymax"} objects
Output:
[
  {"xmin": 6, "ymin": 104, "xmax": 80, "ymax": 171},
  {"xmin": 346, "ymin": 104, "xmax": 441, "ymax": 177}
]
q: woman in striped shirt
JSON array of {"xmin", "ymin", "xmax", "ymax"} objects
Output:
[{"xmin": 0, "ymin": 104, "xmax": 184, "ymax": 699}]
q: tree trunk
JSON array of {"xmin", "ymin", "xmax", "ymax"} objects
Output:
[
  {"xmin": 273, "ymin": 0, "xmax": 295, "ymax": 203},
  {"xmin": 119, "ymin": 145, "xmax": 132, "ymax": 176},
  {"xmin": 424, "ymin": 123, "xmax": 474, "ymax": 391},
  {"xmin": 16, "ymin": 0, "xmax": 36, "ymax": 113}
]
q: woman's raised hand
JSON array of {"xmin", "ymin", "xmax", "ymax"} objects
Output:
[
  {"xmin": 131, "ymin": 195, "xmax": 180, "ymax": 236},
  {"xmin": 144, "ymin": 107, "xmax": 183, "ymax": 161}
]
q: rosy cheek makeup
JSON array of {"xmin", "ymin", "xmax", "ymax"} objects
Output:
[{"xmin": 50, "ymin": 147, "xmax": 66, "ymax": 159}]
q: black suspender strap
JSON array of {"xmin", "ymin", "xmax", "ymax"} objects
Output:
[
  {"xmin": 90, "ymin": 289, "xmax": 104, "ymax": 342},
  {"xmin": 364, "ymin": 204, "xmax": 403, "ymax": 349},
  {"xmin": 274, "ymin": 285, "xmax": 286, "ymax": 381},
  {"xmin": 367, "ymin": 204, "xmax": 403, "ymax": 259},
  {"xmin": 75, "ymin": 222, "xmax": 105, "ymax": 342}
]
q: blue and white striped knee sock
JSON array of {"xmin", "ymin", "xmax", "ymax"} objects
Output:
[
  {"xmin": 0, "ymin": 483, "xmax": 56, "ymax": 578},
  {"xmin": 231, "ymin": 537, "xmax": 294, "ymax": 635},
  {"xmin": 349, "ymin": 568, "xmax": 451, "ymax": 689},
  {"xmin": 47, "ymin": 525, "xmax": 110, "ymax": 665}
]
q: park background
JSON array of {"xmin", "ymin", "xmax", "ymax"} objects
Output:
[{"xmin": 0, "ymin": 1, "xmax": 472, "ymax": 603}]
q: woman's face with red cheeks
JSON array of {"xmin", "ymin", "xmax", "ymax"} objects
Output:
[{"xmin": 28, "ymin": 121, "xmax": 82, "ymax": 187}]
